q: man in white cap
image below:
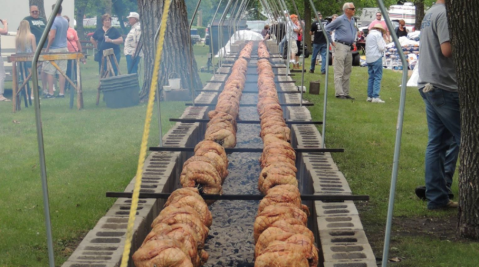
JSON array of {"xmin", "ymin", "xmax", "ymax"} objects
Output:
[
  {"xmin": 365, "ymin": 23, "xmax": 386, "ymax": 103},
  {"xmin": 124, "ymin": 12, "xmax": 142, "ymax": 74}
]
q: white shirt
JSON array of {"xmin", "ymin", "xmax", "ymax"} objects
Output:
[
  {"xmin": 124, "ymin": 22, "xmax": 142, "ymax": 56},
  {"xmin": 365, "ymin": 29, "xmax": 386, "ymax": 63}
]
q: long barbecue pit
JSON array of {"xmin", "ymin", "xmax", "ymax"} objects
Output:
[{"xmin": 62, "ymin": 41, "xmax": 376, "ymax": 267}]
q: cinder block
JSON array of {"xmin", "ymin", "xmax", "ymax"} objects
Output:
[
  {"xmin": 315, "ymin": 201, "xmax": 359, "ymax": 216},
  {"xmin": 62, "ymin": 260, "xmax": 117, "ymax": 267},
  {"xmin": 209, "ymin": 74, "xmax": 227, "ymax": 82},
  {"xmin": 311, "ymin": 171, "xmax": 352, "ymax": 195},
  {"xmin": 323, "ymin": 260, "xmax": 378, "ymax": 267},
  {"xmin": 203, "ymin": 82, "xmax": 222, "ymax": 90},
  {"xmin": 317, "ymin": 215, "xmax": 365, "ymax": 232},
  {"xmin": 319, "ymin": 229, "xmax": 371, "ymax": 246},
  {"xmin": 322, "ymin": 242, "xmax": 376, "ymax": 262},
  {"xmin": 105, "ymin": 198, "xmax": 156, "ymax": 220}
]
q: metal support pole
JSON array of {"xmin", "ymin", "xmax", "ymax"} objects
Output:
[
  {"xmin": 234, "ymin": 0, "xmax": 249, "ymax": 41},
  {"xmin": 290, "ymin": 0, "xmax": 305, "ymax": 107},
  {"xmin": 228, "ymin": 0, "xmax": 241, "ymax": 45},
  {"xmin": 218, "ymin": 0, "xmax": 233, "ymax": 68},
  {"xmin": 187, "ymin": 0, "xmax": 203, "ymax": 107},
  {"xmin": 277, "ymin": 0, "xmax": 291, "ymax": 75},
  {"xmin": 209, "ymin": 0, "xmax": 223, "ymax": 72},
  {"xmin": 375, "ymin": 0, "xmax": 409, "ymax": 266},
  {"xmin": 30, "ymin": 1, "xmax": 64, "ymax": 266},
  {"xmin": 154, "ymin": 22, "xmax": 164, "ymax": 146},
  {"xmin": 307, "ymin": 0, "xmax": 331, "ymax": 148}
]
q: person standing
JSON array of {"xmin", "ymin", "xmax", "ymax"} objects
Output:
[
  {"xmin": 309, "ymin": 13, "xmax": 327, "ymax": 74},
  {"xmin": 91, "ymin": 14, "xmax": 123, "ymax": 75},
  {"xmin": 395, "ymin": 19, "xmax": 408, "ymax": 38},
  {"xmin": 23, "ymin": 5, "xmax": 47, "ymax": 47},
  {"xmin": 417, "ymin": 0, "xmax": 459, "ymax": 210},
  {"xmin": 15, "ymin": 20, "xmax": 37, "ymax": 99},
  {"xmin": 261, "ymin": 25, "xmax": 270, "ymax": 40},
  {"xmin": 23, "ymin": 5, "xmax": 48, "ymax": 94},
  {"xmin": 289, "ymin": 14, "xmax": 301, "ymax": 70},
  {"xmin": 326, "ymin": 2, "xmax": 357, "ymax": 100},
  {"xmin": 124, "ymin": 12, "xmax": 142, "ymax": 74},
  {"xmin": 63, "ymin": 16, "xmax": 83, "ymax": 92},
  {"xmin": 0, "ymin": 19, "xmax": 10, "ymax": 101},
  {"xmin": 365, "ymin": 24, "xmax": 386, "ymax": 103},
  {"xmin": 369, "ymin": 12, "xmax": 390, "ymax": 42},
  {"xmin": 43, "ymin": 4, "xmax": 69, "ymax": 99}
]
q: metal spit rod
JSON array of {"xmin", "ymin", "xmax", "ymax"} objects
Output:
[
  {"xmin": 106, "ymin": 192, "xmax": 369, "ymax": 201},
  {"xmin": 149, "ymin": 147, "xmax": 344, "ymax": 153}
]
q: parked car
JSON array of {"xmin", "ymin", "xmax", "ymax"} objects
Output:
[{"xmin": 190, "ymin": 28, "xmax": 201, "ymax": 45}]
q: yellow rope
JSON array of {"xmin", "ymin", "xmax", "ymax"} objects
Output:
[{"xmin": 120, "ymin": 0, "xmax": 172, "ymax": 265}]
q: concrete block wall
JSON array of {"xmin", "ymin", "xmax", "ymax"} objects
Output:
[
  {"xmin": 63, "ymin": 87, "xmax": 212, "ymax": 267},
  {"xmin": 289, "ymin": 109, "xmax": 376, "ymax": 267}
]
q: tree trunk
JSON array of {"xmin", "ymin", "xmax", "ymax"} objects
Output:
[
  {"xmin": 75, "ymin": 0, "xmax": 90, "ymax": 40},
  {"xmin": 446, "ymin": 0, "xmax": 479, "ymax": 239},
  {"xmin": 137, "ymin": 0, "xmax": 202, "ymax": 101},
  {"xmin": 29, "ymin": 0, "xmax": 46, "ymax": 19},
  {"xmin": 303, "ymin": 0, "xmax": 311, "ymax": 50},
  {"xmin": 414, "ymin": 0, "xmax": 425, "ymax": 31}
]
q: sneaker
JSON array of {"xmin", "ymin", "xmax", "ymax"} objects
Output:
[
  {"xmin": 415, "ymin": 185, "xmax": 454, "ymax": 200},
  {"xmin": 321, "ymin": 71, "xmax": 326, "ymax": 75},
  {"xmin": 309, "ymin": 70, "xmax": 314, "ymax": 73},
  {"xmin": 367, "ymin": 97, "xmax": 372, "ymax": 102},
  {"xmin": 56, "ymin": 94, "xmax": 65, "ymax": 98},
  {"xmin": 336, "ymin": 95, "xmax": 347, "ymax": 99},
  {"xmin": 372, "ymin": 97, "xmax": 385, "ymax": 103},
  {"xmin": 446, "ymin": 200, "xmax": 458, "ymax": 208},
  {"xmin": 344, "ymin": 95, "xmax": 355, "ymax": 100},
  {"xmin": 43, "ymin": 94, "xmax": 55, "ymax": 99}
]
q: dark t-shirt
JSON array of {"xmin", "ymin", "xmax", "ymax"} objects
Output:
[
  {"xmin": 311, "ymin": 20, "xmax": 327, "ymax": 45},
  {"xmin": 395, "ymin": 27, "xmax": 408, "ymax": 38},
  {"xmin": 92, "ymin": 27, "xmax": 121, "ymax": 54},
  {"xmin": 23, "ymin": 16, "xmax": 48, "ymax": 47}
]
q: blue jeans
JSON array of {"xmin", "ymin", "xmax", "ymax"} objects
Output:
[
  {"xmin": 367, "ymin": 57, "xmax": 383, "ymax": 98},
  {"xmin": 126, "ymin": 55, "xmax": 140, "ymax": 74},
  {"xmin": 98, "ymin": 51, "xmax": 121, "ymax": 76},
  {"xmin": 279, "ymin": 35, "xmax": 286, "ymax": 55},
  {"xmin": 419, "ymin": 86, "xmax": 460, "ymax": 209},
  {"xmin": 310, "ymin": 43, "xmax": 327, "ymax": 73}
]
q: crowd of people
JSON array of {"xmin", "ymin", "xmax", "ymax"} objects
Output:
[
  {"xmin": 271, "ymin": 1, "xmax": 458, "ymax": 210},
  {"xmin": 0, "ymin": 4, "xmax": 143, "ymax": 101}
]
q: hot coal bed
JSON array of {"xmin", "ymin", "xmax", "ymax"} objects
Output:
[{"xmin": 62, "ymin": 41, "xmax": 376, "ymax": 267}]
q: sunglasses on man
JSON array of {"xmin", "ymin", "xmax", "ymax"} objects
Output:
[
  {"xmin": 348, "ymin": 8, "xmax": 356, "ymax": 11},
  {"xmin": 31, "ymin": 11, "xmax": 39, "ymax": 14}
]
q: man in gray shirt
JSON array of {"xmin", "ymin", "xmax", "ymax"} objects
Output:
[
  {"xmin": 43, "ymin": 4, "xmax": 69, "ymax": 98},
  {"xmin": 417, "ymin": 0, "xmax": 459, "ymax": 210},
  {"xmin": 326, "ymin": 2, "xmax": 357, "ymax": 100}
]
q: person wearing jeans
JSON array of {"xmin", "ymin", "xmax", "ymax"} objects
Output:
[
  {"xmin": 365, "ymin": 23, "xmax": 386, "ymax": 103},
  {"xmin": 309, "ymin": 13, "xmax": 327, "ymax": 74},
  {"xmin": 124, "ymin": 12, "xmax": 142, "ymax": 74},
  {"xmin": 417, "ymin": 0, "xmax": 459, "ymax": 210},
  {"xmin": 419, "ymin": 86, "xmax": 460, "ymax": 209}
]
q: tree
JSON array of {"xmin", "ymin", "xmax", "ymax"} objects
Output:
[
  {"xmin": 413, "ymin": 0, "xmax": 425, "ymax": 31},
  {"xmin": 29, "ymin": 0, "xmax": 45, "ymax": 19},
  {"xmin": 75, "ymin": 0, "xmax": 91, "ymax": 40},
  {"xmin": 446, "ymin": 0, "xmax": 479, "ymax": 239},
  {"xmin": 137, "ymin": 0, "xmax": 202, "ymax": 101}
]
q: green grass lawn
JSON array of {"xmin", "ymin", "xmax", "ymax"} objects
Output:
[
  {"xmin": 0, "ymin": 48, "xmax": 476, "ymax": 266},
  {"xmin": 0, "ymin": 45, "xmax": 212, "ymax": 266}
]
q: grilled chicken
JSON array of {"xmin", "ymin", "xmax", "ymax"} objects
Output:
[{"xmin": 132, "ymin": 238, "xmax": 194, "ymax": 267}]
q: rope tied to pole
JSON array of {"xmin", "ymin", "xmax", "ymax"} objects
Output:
[{"xmin": 119, "ymin": 0, "xmax": 172, "ymax": 265}]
